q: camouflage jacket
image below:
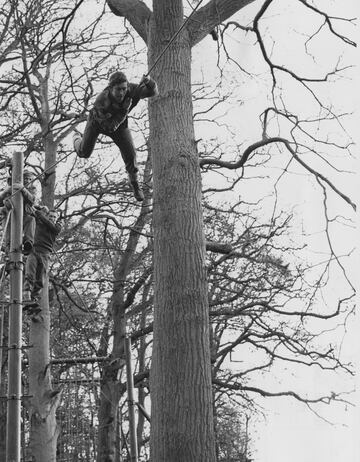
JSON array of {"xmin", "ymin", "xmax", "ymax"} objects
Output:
[{"xmin": 90, "ymin": 77, "xmax": 157, "ymax": 133}]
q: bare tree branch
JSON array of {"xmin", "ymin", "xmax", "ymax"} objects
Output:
[
  {"xmin": 107, "ymin": 0, "xmax": 152, "ymax": 44},
  {"xmin": 213, "ymin": 378, "xmax": 351, "ymax": 405},
  {"xmin": 189, "ymin": 0, "xmax": 257, "ymax": 47},
  {"xmin": 200, "ymin": 136, "xmax": 355, "ymax": 210}
]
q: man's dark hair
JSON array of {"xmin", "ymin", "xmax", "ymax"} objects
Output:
[{"xmin": 109, "ymin": 71, "xmax": 127, "ymax": 87}]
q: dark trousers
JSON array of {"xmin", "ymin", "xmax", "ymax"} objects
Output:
[
  {"xmin": 24, "ymin": 251, "xmax": 48, "ymax": 299},
  {"xmin": 2, "ymin": 210, "xmax": 35, "ymax": 251},
  {"xmin": 77, "ymin": 117, "xmax": 138, "ymax": 178},
  {"xmin": 23, "ymin": 213, "xmax": 35, "ymax": 244}
]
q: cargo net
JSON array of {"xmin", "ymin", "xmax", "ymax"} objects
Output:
[{"xmin": 55, "ymin": 362, "xmax": 100, "ymax": 462}]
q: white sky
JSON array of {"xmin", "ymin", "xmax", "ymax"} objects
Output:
[
  {"xmin": 252, "ymin": 304, "xmax": 358, "ymax": 462},
  {"xmin": 255, "ymin": 397, "xmax": 358, "ymax": 462},
  {"xmin": 190, "ymin": 1, "xmax": 358, "ymax": 461}
]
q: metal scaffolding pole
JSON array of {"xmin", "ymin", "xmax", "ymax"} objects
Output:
[
  {"xmin": 0, "ymin": 302, "xmax": 4, "ymax": 391},
  {"xmin": 125, "ymin": 336, "xmax": 138, "ymax": 462},
  {"xmin": 6, "ymin": 151, "xmax": 24, "ymax": 462}
]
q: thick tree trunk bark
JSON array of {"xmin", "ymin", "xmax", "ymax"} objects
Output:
[
  {"xmin": 28, "ymin": 138, "xmax": 60, "ymax": 461},
  {"xmin": 96, "ymin": 282, "xmax": 127, "ymax": 462},
  {"xmin": 136, "ymin": 307, "xmax": 149, "ymax": 457},
  {"xmin": 28, "ymin": 270, "xmax": 61, "ymax": 461},
  {"xmin": 148, "ymin": 1, "xmax": 216, "ymax": 460},
  {"xmin": 97, "ymin": 380, "xmax": 122, "ymax": 462}
]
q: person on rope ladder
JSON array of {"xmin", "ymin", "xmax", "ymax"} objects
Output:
[
  {"xmin": 0, "ymin": 169, "xmax": 37, "ymax": 256},
  {"xmin": 23, "ymin": 207, "xmax": 61, "ymax": 314},
  {"xmin": 73, "ymin": 71, "xmax": 158, "ymax": 202}
]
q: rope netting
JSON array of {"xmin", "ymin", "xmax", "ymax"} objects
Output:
[
  {"xmin": 1, "ymin": 359, "xmax": 141, "ymax": 461},
  {"xmin": 55, "ymin": 362, "xmax": 100, "ymax": 462},
  {"xmin": 53, "ymin": 362, "xmax": 136, "ymax": 462},
  {"xmin": 2, "ymin": 360, "xmax": 135, "ymax": 461}
]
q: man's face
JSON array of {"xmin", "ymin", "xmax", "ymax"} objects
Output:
[
  {"xmin": 23, "ymin": 174, "xmax": 35, "ymax": 186},
  {"xmin": 48, "ymin": 211, "xmax": 58, "ymax": 222},
  {"xmin": 110, "ymin": 82, "xmax": 128, "ymax": 103}
]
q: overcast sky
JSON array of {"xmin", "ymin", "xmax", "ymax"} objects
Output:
[{"xmin": 190, "ymin": 1, "xmax": 357, "ymax": 461}]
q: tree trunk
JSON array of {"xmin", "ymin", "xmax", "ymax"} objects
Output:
[
  {"xmin": 148, "ymin": 1, "xmax": 216, "ymax": 460},
  {"xmin": 97, "ymin": 379, "xmax": 122, "ymax": 462},
  {"xmin": 28, "ymin": 271, "xmax": 61, "ymax": 461},
  {"xmin": 106, "ymin": 0, "xmax": 257, "ymax": 459},
  {"xmin": 96, "ymin": 157, "xmax": 152, "ymax": 461},
  {"xmin": 136, "ymin": 305, "xmax": 149, "ymax": 457},
  {"xmin": 28, "ymin": 138, "xmax": 60, "ymax": 461}
]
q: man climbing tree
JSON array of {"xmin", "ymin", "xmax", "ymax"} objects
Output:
[
  {"xmin": 23, "ymin": 207, "xmax": 61, "ymax": 315},
  {"xmin": 106, "ymin": 1, "xmax": 229, "ymax": 460},
  {"xmin": 73, "ymin": 71, "xmax": 158, "ymax": 201}
]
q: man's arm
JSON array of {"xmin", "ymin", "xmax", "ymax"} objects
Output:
[
  {"xmin": 132, "ymin": 76, "xmax": 158, "ymax": 100},
  {"xmin": 0, "ymin": 187, "xmax": 11, "ymax": 206},
  {"xmin": 35, "ymin": 210, "xmax": 61, "ymax": 235},
  {"xmin": 12, "ymin": 183, "xmax": 36, "ymax": 205}
]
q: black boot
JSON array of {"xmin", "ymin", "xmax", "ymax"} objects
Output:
[
  {"xmin": 23, "ymin": 291, "xmax": 40, "ymax": 314},
  {"xmin": 73, "ymin": 130, "xmax": 82, "ymax": 156},
  {"xmin": 129, "ymin": 176, "xmax": 144, "ymax": 202}
]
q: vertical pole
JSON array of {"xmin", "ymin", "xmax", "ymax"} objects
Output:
[
  {"xmin": 0, "ymin": 303, "xmax": 4, "ymax": 390},
  {"xmin": 0, "ymin": 212, "xmax": 11, "ymax": 391},
  {"xmin": 6, "ymin": 151, "xmax": 23, "ymax": 462},
  {"xmin": 125, "ymin": 336, "xmax": 138, "ymax": 462},
  {"xmin": 117, "ymin": 406, "xmax": 123, "ymax": 462}
]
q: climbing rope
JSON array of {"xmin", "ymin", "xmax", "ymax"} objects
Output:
[
  {"xmin": 146, "ymin": 0, "xmax": 205, "ymax": 76},
  {"xmin": 0, "ymin": 0, "xmax": 207, "ymax": 365},
  {"xmin": 2, "ymin": 0, "xmax": 205, "ymax": 200},
  {"xmin": 2, "ymin": 0, "xmax": 205, "ymax": 196},
  {"xmin": 4, "ymin": 151, "xmax": 73, "ymax": 205}
]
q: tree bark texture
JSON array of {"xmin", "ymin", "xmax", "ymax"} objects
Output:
[
  {"xmin": 28, "ymin": 138, "xmax": 59, "ymax": 461},
  {"xmin": 148, "ymin": 1, "xmax": 216, "ymax": 460},
  {"xmin": 28, "ymin": 274, "xmax": 61, "ymax": 462},
  {"xmin": 97, "ymin": 380, "xmax": 122, "ymax": 462},
  {"xmin": 188, "ymin": 0, "xmax": 257, "ymax": 46},
  {"xmin": 106, "ymin": 1, "xmax": 257, "ymax": 460}
]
